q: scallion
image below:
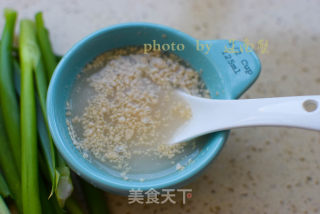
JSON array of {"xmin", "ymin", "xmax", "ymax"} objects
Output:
[
  {"xmin": 0, "ymin": 172, "xmax": 10, "ymax": 198},
  {"xmin": 19, "ymin": 19, "xmax": 42, "ymax": 214},
  {"xmin": 0, "ymin": 195, "xmax": 10, "ymax": 214},
  {"xmin": 0, "ymin": 8, "xmax": 21, "ymax": 171}
]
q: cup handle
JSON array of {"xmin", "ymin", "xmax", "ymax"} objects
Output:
[{"xmin": 204, "ymin": 39, "xmax": 261, "ymax": 98}]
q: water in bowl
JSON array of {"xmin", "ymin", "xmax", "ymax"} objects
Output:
[{"xmin": 66, "ymin": 47, "xmax": 209, "ymax": 181}]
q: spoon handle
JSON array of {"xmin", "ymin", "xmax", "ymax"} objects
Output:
[
  {"xmin": 206, "ymin": 96, "xmax": 320, "ymax": 130},
  {"xmin": 172, "ymin": 94, "xmax": 320, "ymax": 144}
]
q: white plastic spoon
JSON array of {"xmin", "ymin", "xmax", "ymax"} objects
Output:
[{"xmin": 169, "ymin": 91, "xmax": 320, "ymax": 145}]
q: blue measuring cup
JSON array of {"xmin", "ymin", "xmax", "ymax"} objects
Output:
[{"xmin": 47, "ymin": 23, "xmax": 261, "ymax": 194}]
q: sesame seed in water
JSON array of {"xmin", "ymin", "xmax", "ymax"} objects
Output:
[{"xmin": 66, "ymin": 47, "xmax": 210, "ymax": 177}]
